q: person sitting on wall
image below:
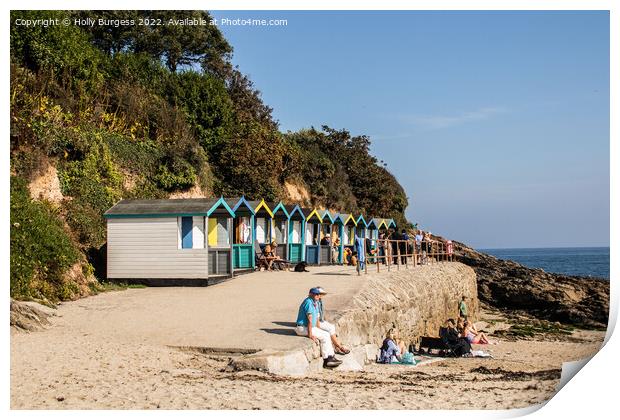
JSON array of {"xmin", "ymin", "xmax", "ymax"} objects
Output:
[
  {"xmin": 315, "ymin": 286, "xmax": 350, "ymax": 355},
  {"xmin": 295, "ymin": 288, "xmax": 343, "ymax": 368}
]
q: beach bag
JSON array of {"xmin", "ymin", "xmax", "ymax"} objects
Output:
[{"xmin": 401, "ymin": 352, "xmax": 416, "ymax": 365}]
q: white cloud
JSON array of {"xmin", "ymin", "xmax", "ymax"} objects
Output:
[{"xmin": 401, "ymin": 106, "xmax": 507, "ymax": 129}]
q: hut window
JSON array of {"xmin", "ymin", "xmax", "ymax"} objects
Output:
[
  {"xmin": 208, "ymin": 217, "xmax": 230, "ymax": 247},
  {"xmin": 178, "ymin": 217, "xmax": 205, "ymax": 249},
  {"xmin": 292, "ymin": 220, "xmax": 301, "ymax": 243},
  {"xmin": 181, "ymin": 217, "xmax": 193, "ymax": 249}
]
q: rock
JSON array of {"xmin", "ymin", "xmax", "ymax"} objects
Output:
[
  {"xmin": 450, "ymin": 240, "xmax": 609, "ymax": 328},
  {"xmin": 333, "ymin": 346, "xmax": 367, "ymax": 372},
  {"xmin": 10, "ymin": 299, "xmax": 56, "ymax": 332}
]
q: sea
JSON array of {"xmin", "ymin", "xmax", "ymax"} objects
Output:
[{"xmin": 478, "ymin": 247, "xmax": 610, "ymax": 280}]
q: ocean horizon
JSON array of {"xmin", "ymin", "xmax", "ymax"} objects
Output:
[{"xmin": 478, "ymin": 246, "xmax": 610, "ymax": 280}]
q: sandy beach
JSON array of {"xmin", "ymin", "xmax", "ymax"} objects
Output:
[{"xmin": 10, "ymin": 269, "xmax": 604, "ymax": 410}]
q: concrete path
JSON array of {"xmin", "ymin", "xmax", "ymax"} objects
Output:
[{"xmin": 49, "ymin": 265, "xmax": 366, "ymax": 351}]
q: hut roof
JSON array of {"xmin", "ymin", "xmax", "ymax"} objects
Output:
[
  {"xmin": 105, "ymin": 198, "xmax": 224, "ymax": 217},
  {"xmin": 284, "ymin": 205, "xmax": 305, "ymax": 219},
  {"xmin": 225, "ymin": 196, "xmax": 255, "ymax": 214}
]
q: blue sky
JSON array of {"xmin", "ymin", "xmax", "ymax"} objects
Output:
[{"xmin": 211, "ymin": 11, "xmax": 610, "ymax": 248}]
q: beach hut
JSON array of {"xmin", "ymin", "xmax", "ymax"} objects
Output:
[
  {"xmin": 226, "ymin": 197, "xmax": 255, "ymax": 270},
  {"xmin": 319, "ymin": 210, "xmax": 336, "ymax": 264},
  {"xmin": 379, "ymin": 218, "xmax": 389, "ymax": 233},
  {"xmin": 336, "ymin": 213, "xmax": 357, "ymax": 262},
  {"xmin": 355, "ymin": 215, "xmax": 368, "ymax": 240},
  {"xmin": 268, "ymin": 201, "xmax": 290, "ymax": 260},
  {"xmin": 249, "ymin": 199, "xmax": 274, "ymax": 249},
  {"xmin": 367, "ymin": 218, "xmax": 382, "ymax": 247},
  {"xmin": 387, "ymin": 218, "xmax": 397, "ymax": 229},
  {"xmin": 303, "ymin": 208, "xmax": 322, "ymax": 265},
  {"xmin": 205, "ymin": 198, "xmax": 236, "ymax": 277},
  {"xmin": 285, "ymin": 205, "xmax": 306, "ymax": 263},
  {"xmin": 104, "ymin": 197, "xmax": 235, "ymax": 285}
]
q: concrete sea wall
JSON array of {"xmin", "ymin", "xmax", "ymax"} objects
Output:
[
  {"xmin": 334, "ymin": 262, "xmax": 479, "ymax": 348},
  {"xmin": 233, "ymin": 262, "xmax": 478, "ymax": 375}
]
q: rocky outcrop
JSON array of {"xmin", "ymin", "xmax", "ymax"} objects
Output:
[
  {"xmin": 334, "ymin": 263, "xmax": 478, "ymax": 348},
  {"xmin": 452, "ymin": 241, "xmax": 609, "ymax": 329},
  {"xmin": 10, "ymin": 299, "xmax": 56, "ymax": 332}
]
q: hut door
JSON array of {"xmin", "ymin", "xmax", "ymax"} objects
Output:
[
  {"xmin": 256, "ymin": 217, "xmax": 266, "ymax": 244},
  {"xmin": 292, "ymin": 220, "xmax": 301, "ymax": 243},
  {"xmin": 274, "ymin": 219, "xmax": 287, "ymax": 244},
  {"xmin": 343, "ymin": 226, "xmax": 349, "ymax": 245},
  {"xmin": 237, "ymin": 216, "xmax": 251, "ymax": 244},
  {"xmin": 305, "ymin": 224, "xmax": 313, "ymax": 245}
]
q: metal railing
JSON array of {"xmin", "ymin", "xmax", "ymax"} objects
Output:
[{"xmin": 357, "ymin": 239, "xmax": 454, "ymax": 274}]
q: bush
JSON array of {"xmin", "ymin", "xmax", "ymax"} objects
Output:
[
  {"xmin": 153, "ymin": 161, "xmax": 197, "ymax": 191},
  {"xmin": 58, "ymin": 141, "xmax": 123, "ymax": 248},
  {"xmin": 10, "ymin": 177, "xmax": 80, "ymax": 301}
]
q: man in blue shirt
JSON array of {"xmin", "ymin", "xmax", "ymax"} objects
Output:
[{"xmin": 295, "ymin": 287, "xmax": 342, "ymax": 368}]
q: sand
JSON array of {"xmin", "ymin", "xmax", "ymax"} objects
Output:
[{"xmin": 10, "ymin": 266, "xmax": 604, "ymax": 410}]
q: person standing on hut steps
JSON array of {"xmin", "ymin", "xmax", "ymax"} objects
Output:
[{"xmin": 295, "ymin": 288, "xmax": 342, "ymax": 368}]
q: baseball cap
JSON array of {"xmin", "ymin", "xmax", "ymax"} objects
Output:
[{"xmin": 309, "ymin": 287, "xmax": 327, "ymax": 295}]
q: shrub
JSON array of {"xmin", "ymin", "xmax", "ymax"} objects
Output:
[
  {"xmin": 10, "ymin": 177, "xmax": 80, "ymax": 301},
  {"xmin": 153, "ymin": 161, "xmax": 197, "ymax": 191},
  {"xmin": 58, "ymin": 141, "xmax": 123, "ymax": 249}
]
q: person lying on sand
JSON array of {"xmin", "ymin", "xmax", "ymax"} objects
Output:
[{"xmin": 462, "ymin": 320, "xmax": 494, "ymax": 345}]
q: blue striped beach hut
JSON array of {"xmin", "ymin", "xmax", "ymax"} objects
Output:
[
  {"xmin": 226, "ymin": 197, "xmax": 255, "ymax": 270},
  {"xmin": 268, "ymin": 201, "xmax": 290, "ymax": 260},
  {"xmin": 285, "ymin": 205, "xmax": 306, "ymax": 263},
  {"xmin": 303, "ymin": 208, "xmax": 322, "ymax": 265}
]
